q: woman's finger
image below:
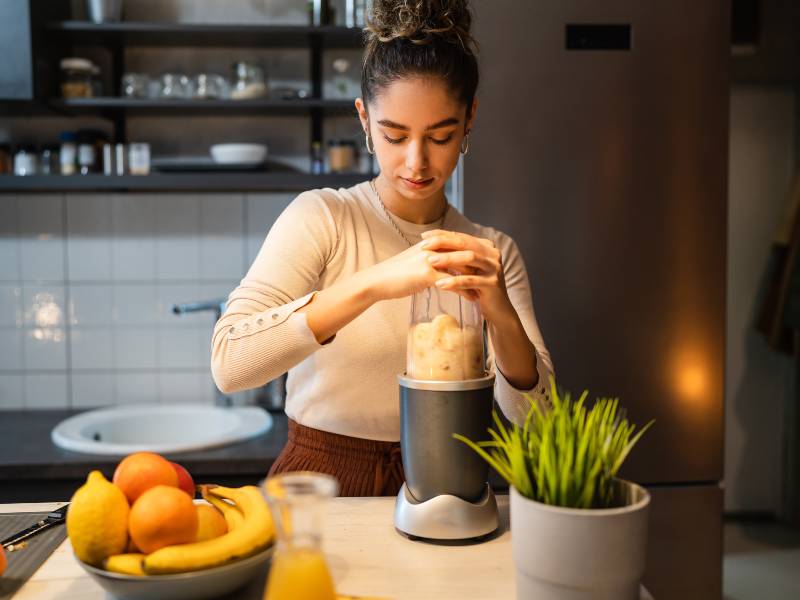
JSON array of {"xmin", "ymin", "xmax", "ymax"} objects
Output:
[
  {"xmin": 428, "ymin": 250, "xmax": 498, "ymax": 274},
  {"xmin": 423, "ymin": 234, "xmax": 500, "ymax": 260},
  {"xmin": 435, "ymin": 273, "xmax": 496, "ymax": 290},
  {"xmin": 422, "ymin": 229, "xmax": 496, "ymax": 249}
]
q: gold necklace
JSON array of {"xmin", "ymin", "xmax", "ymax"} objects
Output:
[{"xmin": 369, "ymin": 178, "xmax": 449, "ymax": 247}]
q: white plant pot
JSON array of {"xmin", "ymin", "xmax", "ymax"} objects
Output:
[{"xmin": 510, "ymin": 480, "xmax": 650, "ymax": 600}]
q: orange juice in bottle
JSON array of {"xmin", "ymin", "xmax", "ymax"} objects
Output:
[
  {"xmin": 262, "ymin": 472, "xmax": 339, "ymax": 600},
  {"xmin": 264, "ymin": 547, "xmax": 335, "ymax": 600}
]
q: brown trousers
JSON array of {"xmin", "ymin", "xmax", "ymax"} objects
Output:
[{"xmin": 268, "ymin": 419, "xmax": 405, "ymax": 497}]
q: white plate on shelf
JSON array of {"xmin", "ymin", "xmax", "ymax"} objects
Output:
[{"xmin": 210, "ymin": 143, "xmax": 268, "ymax": 165}]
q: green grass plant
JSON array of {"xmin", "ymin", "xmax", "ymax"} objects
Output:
[{"xmin": 454, "ymin": 377, "xmax": 654, "ymax": 509}]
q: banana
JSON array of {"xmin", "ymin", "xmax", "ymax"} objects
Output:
[
  {"xmin": 103, "ymin": 553, "xmax": 147, "ymax": 576},
  {"xmin": 143, "ymin": 485, "xmax": 274, "ymax": 575},
  {"xmin": 199, "ymin": 484, "xmax": 245, "ymax": 531}
]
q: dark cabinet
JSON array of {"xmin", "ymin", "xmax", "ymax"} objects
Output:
[{"xmin": 0, "ymin": 0, "xmax": 33, "ymax": 99}]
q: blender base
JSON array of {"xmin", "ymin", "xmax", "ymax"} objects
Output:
[{"xmin": 394, "ymin": 482, "xmax": 499, "ymax": 541}]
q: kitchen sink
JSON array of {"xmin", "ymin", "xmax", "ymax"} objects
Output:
[{"xmin": 51, "ymin": 405, "xmax": 272, "ymax": 456}]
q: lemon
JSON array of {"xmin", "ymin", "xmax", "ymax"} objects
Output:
[{"xmin": 67, "ymin": 470, "xmax": 130, "ymax": 566}]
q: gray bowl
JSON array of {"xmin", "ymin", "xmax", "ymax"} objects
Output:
[{"xmin": 76, "ymin": 545, "xmax": 274, "ymax": 600}]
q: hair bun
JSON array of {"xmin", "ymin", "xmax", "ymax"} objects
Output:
[{"xmin": 365, "ymin": 0, "xmax": 474, "ymax": 49}]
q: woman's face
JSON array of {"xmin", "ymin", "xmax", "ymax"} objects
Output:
[{"xmin": 356, "ymin": 76, "xmax": 476, "ymax": 204}]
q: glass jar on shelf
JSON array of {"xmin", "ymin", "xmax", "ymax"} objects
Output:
[
  {"xmin": 60, "ymin": 58, "xmax": 94, "ymax": 98},
  {"xmin": 158, "ymin": 73, "xmax": 190, "ymax": 100},
  {"xmin": 327, "ymin": 139, "xmax": 356, "ymax": 173},
  {"xmin": 230, "ymin": 62, "xmax": 267, "ymax": 100},
  {"xmin": 40, "ymin": 145, "xmax": 60, "ymax": 175},
  {"xmin": 13, "ymin": 146, "xmax": 39, "ymax": 176},
  {"xmin": 121, "ymin": 73, "xmax": 150, "ymax": 99},
  {"xmin": 128, "ymin": 143, "xmax": 151, "ymax": 175}
]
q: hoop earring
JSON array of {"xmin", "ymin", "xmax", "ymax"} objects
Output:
[
  {"xmin": 460, "ymin": 132, "xmax": 470, "ymax": 155},
  {"xmin": 365, "ymin": 133, "xmax": 375, "ymax": 155}
]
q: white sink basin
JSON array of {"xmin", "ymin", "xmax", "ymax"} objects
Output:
[{"xmin": 51, "ymin": 405, "xmax": 273, "ymax": 456}]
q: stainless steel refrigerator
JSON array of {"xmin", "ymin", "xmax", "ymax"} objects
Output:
[{"xmin": 465, "ymin": 2, "xmax": 728, "ymax": 598}]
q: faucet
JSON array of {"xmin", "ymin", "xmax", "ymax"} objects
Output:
[{"xmin": 171, "ymin": 298, "xmax": 287, "ymax": 411}]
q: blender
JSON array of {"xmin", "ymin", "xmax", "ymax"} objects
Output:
[{"xmin": 394, "ymin": 286, "xmax": 499, "ymax": 540}]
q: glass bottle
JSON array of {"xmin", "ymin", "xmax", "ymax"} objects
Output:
[
  {"xmin": 59, "ymin": 132, "xmax": 77, "ymax": 175},
  {"xmin": 311, "ymin": 141, "xmax": 324, "ymax": 175},
  {"xmin": 407, "ymin": 287, "xmax": 486, "ymax": 381},
  {"xmin": 262, "ymin": 472, "xmax": 338, "ymax": 600}
]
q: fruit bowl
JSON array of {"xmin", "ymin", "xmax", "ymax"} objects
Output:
[{"xmin": 75, "ymin": 544, "xmax": 274, "ymax": 600}]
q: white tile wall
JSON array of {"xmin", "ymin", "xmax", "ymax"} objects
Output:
[
  {"xmin": 156, "ymin": 195, "xmax": 201, "ymax": 281},
  {"xmin": 0, "ymin": 374, "xmax": 25, "ymax": 409},
  {"xmin": 23, "ymin": 328, "xmax": 67, "ymax": 370},
  {"xmin": 70, "ymin": 329, "xmax": 115, "ymax": 370},
  {"xmin": 66, "ymin": 195, "xmax": 113, "ymax": 281},
  {"xmin": 69, "ymin": 284, "xmax": 114, "ymax": 326},
  {"xmin": 111, "ymin": 194, "xmax": 157, "ymax": 281},
  {"xmin": 71, "ymin": 373, "xmax": 115, "ymax": 408},
  {"xmin": 0, "ymin": 197, "xmax": 19, "ymax": 281},
  {"xmin": 25, "ymin": 374, "xmax": 69, "ymax": 409},
  {"xmin": 18, "ymin": 195, "xmax": 65, "ymax": 282},
  {"xmin": 115, "ymin": 373, "xmax": 159, "ymax": 405},
  {"xmin": 0, "ymin": 191, "xmax": 289, "ymax": 410},
  {"xmin": 0, "ymin": 285, "xmax": 22, "ymax": 327},
  {"xmin": 0, "ymin": 329, "xmax": 23, "ymax": 371}
]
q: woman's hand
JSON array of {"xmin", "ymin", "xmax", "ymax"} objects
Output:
[
  {"xmin": 363, "ymin": 241, "xmax": 449, "ymax": 302},
  {"xmin": 420, "ymin": 229, "xmax": 515, "ymax": 324}
]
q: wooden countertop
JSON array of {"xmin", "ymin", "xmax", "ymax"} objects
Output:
[{"xmin": 3, "ymin": 498, "xmax": 653, "ymax": 599}]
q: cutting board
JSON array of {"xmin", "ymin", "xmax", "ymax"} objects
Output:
[{"xmin": 0, "ymin": 511, "xmax": 67, "ymax": 600}]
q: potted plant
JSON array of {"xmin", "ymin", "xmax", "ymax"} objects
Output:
[{"xmin": 454, "ymin": 378, "xmax": 654, "ymax": 600}]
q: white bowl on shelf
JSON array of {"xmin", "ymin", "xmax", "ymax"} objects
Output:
[{"xmin": 210, "ymin": 143, "xmax": 267, "ymax": 165}]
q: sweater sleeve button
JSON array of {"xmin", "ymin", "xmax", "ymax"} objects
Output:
[{"xmin": 271, "ymin": 313, "xmax": 279, "ymax": 320}]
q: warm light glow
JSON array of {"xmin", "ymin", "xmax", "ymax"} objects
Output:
[
  {"xmin": 677, "ymin": 364, "xmax": 706, "ymax": 400},
  {"xmin": 670, "ymin": 344, "xmax": 710, "ymax": 410}
]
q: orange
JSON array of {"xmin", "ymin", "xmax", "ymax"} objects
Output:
[
  {"xmin": 129, "ymin": 485, "xmax": 198, "ymax": 554},
  {"xmin": 113, "ymin": 452, "xmax": 179, "ymax": 504},
  {"xmin": 170, "ymin": 461, "xmax": 195, "ymax": 498},
  {"xmin": 0, "ymin": 545, "xmax": 6, "ymax": 576},
  {"xmin": 194, "ymin": 504, "xmax": 228, "ymax": 542}
]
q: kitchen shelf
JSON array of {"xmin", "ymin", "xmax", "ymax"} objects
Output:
[
  {"xmin": 0, "ymin": 173, "xmax": 368, "ymax": 192},
  {"xmin": 48, "ymin": 97, "xmax": 357, "ymax": 116},
  {"xmin": 46, "ymin": 21, "xmax": 364, "ymax": 48}
]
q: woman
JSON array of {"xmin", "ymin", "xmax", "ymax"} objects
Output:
[{"xmin": 211, "ymin": 0, "xmax": 553, "ymax": 497}]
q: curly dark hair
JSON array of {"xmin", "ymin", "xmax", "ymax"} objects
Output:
[{"xmin": 362, "ymin": 0, "xmax": 479, "ymax": 117}]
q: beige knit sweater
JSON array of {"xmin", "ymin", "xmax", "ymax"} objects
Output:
[{"xmin": 211, "ymin": 181, "xmax": 554, "ymax": 441}]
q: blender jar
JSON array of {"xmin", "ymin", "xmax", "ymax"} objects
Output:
[{"xmin": 407, "ymin": 286, "xmax": 485, "ymax": 381}]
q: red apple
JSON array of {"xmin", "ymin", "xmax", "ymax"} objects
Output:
[{"xmin": 170, "ymin": 461, "xmax": 195, "ymax": 498}]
